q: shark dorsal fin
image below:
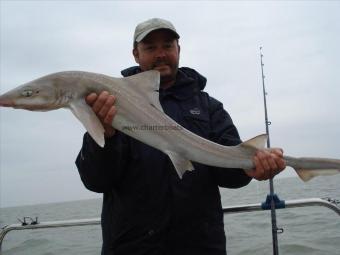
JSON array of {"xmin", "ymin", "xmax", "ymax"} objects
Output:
[
  {"xmin": 123, "ymin": 70, "xmax": 164, "ymax": 112},
  {"xmin": 240, "ymin": 134, "xmax": 268, "ymax": 149}
]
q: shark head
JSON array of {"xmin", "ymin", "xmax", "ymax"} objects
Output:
[
  {"xmin": 0, "ymin": 71, "xmax": 107, "ymax": 147},
  {"xmin": 0, "ymin": 73, "xmax": 76, "ymax": 111}
]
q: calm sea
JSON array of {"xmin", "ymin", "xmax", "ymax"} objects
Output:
[{"xmin": 1, "ymin": 175, "xmax": 339, "ymax": 255}]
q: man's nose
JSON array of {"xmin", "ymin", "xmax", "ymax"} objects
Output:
[{"xmin": 155, "ymin": 47, "xmax": 166, "ymax": 58}]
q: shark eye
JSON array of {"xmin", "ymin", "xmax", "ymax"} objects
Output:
[{"xmin": 21, "ymin": 90, "xmax": 33, "ymax": 97}]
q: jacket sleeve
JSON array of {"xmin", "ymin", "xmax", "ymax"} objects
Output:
[
  {"xmin": 208, "ymin": 96, "xmax": 252, "ymax": 188},
  {"xmin": 75, "ymin": 131, "xmax": 128, "ymax": 193}
]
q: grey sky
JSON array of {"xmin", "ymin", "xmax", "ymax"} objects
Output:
[{"xmin": 1, "ymin": 1, "xmax": 339, "ymax": 207}]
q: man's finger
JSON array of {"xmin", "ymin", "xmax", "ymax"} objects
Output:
[
  {"xmin": 248, "ymin": 156, "xmax": 265, "ymax": 179},
  {"xmin": 98, "ymin": 95, "xmax": 116, "ymax": 119},
  {"xmin": 92, "ymin": 91, "xmax": 110, "ymax": 113},
  {"xmin": 104, "ymin": 106, "xmax": 117, "ymax": 125},
  {"xmin": 86, "ymin": 93, "xmax": 98, "ymax": 106},
  {"xmin": 270, "ymin": 148, "xmax": 284, "ymax": 157},
  {"xmin": 256, "ymin": 150, "xmax": 272, "ymax": 171},
  {"xmin": 269, "ymin": 149, "xmax": 286, "ymax": 171}
]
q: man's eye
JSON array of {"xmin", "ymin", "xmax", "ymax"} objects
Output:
[{"xmin": 21, "ymin": 90, "xmax": 33, "ymax": 97}]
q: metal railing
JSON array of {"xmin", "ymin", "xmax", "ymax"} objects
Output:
[
  {"xmin": 1, "ymin": 197, "xmax": 339, "ymax": 250},
  {"xmin": 222, "ymin": 197, "xmax": 340, "ymax": 215}
]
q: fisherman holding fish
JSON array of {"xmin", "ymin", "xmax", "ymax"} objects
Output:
[
  {"xmin": 1, "ymin": 14, "xmax": 339, "ymax": 255},
  {"xmin": 76, "ymin": 18, "xmax": 285, "ymax": 255}
]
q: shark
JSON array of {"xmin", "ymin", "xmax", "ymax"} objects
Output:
[{"xmin": 0, "ymin": 70, "xmax": 339, "ymax": 181}]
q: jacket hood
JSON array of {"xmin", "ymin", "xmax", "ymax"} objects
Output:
[{"xmin": 121, "ymin": 66, "xmax": 207, "ymax": 91}]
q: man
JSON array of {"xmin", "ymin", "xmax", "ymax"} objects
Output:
[{"xmin": 76, "ymin": 18, "xmax": 285, "ymax": 255}]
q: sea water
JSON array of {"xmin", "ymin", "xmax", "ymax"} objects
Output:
[{"xmin": 1, "ymin": 175, "xmax": 339, "ymax": 255}]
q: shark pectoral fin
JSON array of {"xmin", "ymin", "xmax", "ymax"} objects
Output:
[
  {"xmin": 240, "ymin": 134, "xmax": 268, "ymax": 149},
  {"xmin": 69, "ymin": 100, "xmax": 105, "ymax": 147},
  {"xmin": 165, "ymin": 150, "xmax": 195, "ymax": 179},
  {"xmin": 295, "ymin": 169, "xmax": 340, "ymax": 182}
]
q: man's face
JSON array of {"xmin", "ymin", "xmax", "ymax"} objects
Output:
[{"xmin": 133, "ymin": 29, "xmax": 180, "ymax": 87}]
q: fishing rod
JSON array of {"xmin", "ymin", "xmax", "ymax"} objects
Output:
[{"xmin": 259, "ymin": 47, "xmax": 282, "ymax": 255}]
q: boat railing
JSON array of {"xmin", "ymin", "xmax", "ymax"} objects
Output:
[{"xmin": 1, "ymin": 196, "xmax": 339, "ymax": 250}]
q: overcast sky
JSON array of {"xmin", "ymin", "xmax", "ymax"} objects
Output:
[{"xmin": 1, "ymin": 1, "xmax": 339, "ymax": 208}]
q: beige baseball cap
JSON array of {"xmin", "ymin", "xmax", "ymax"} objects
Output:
[{"xmin": 133, "ymin": 18, "xmax": 180, "ymax": 43}]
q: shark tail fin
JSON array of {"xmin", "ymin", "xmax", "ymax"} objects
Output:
[
  {"xmin": 285, "ymin": 156, "xmax": 340, "ymax": 182},
  {"xmin": 295, "ymin": 169, "xmax": 340, "ymax": 182}
]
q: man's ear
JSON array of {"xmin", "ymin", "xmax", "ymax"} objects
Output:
[
  {"xmin": 133, "ymin": 48, "xmax": 139, "ymax": 64},
  {"xmin": 178, "ymin": 44, "xmax": 181, "ymax": 59}
]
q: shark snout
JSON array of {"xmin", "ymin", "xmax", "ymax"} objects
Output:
[{"xmin": 0, "ymin": 96, "xmax": 14, "ymax": 107}]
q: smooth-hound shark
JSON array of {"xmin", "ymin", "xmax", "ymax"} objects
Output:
[{"xmin": 0, "ymin": 70, "xmax": 339, "ymax": 181}]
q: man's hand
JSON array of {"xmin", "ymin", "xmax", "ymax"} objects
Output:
[
  {"xmin": 86, "ymin": 91, "xmax": 117, "ymax": 138},
  {"xmin": 246, "ymin": 148, "xmax": 286, "ymax": 180}
]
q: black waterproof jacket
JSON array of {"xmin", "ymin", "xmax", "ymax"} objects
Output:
[{"xmin": 76, "ymin": 67, "xmax": 252, "ymax": 255}]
